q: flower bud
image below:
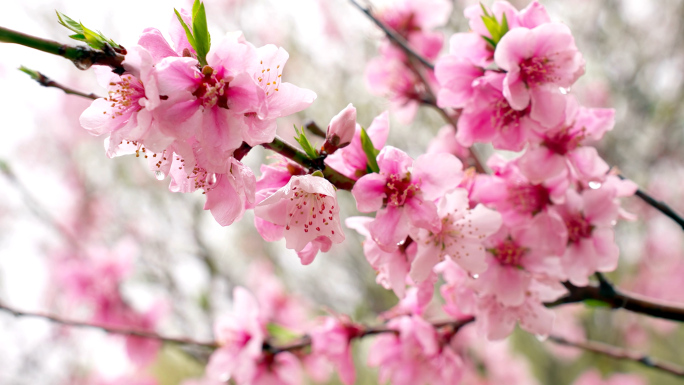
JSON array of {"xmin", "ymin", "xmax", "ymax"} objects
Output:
[{"xmin": 323, "ymin": 103, "xmax": 356, "ymax": 154}]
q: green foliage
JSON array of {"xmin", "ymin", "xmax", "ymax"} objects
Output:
[
  {"xmin": 55, "ymin": 11, "xmax": 121, "ymax": 51},
  {"xmin": 479, "ymin": 3, "xmax": 509, "ymax": 48},
  {"xmin": 174, "ymin": 0, "xmax": 211, "ymax": 66},
  {"xmin": 294, "ymin": 125, "xmax": 319, "ymax": 159},
  {"xmin": 360, "ymin": 127, "xmax": 380, "ymax": 173},
  {"xmin": 583, "ymin": 299, "xmax": 611, "ymax": 308},
  {"xmin": 18, "ymin": 66, "xmax": 40, "ymax": 80},
  {"xmin": 266, "ymin": 323, "xmax": 300, "ymax": 345}
]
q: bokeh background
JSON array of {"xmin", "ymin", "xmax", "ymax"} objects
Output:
[{"xmin": 1, "ymin": 0, "xmax": 683, "ymax": 384}]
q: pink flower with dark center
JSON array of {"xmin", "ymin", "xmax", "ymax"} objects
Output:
[
  {"xmin": 254, "ymin": 175, "xmax": 345, "ymax": 263},
  {"xmin": 472, "ymin": 155, "xmax": 567, "ymax": 226},
  {"xmin": 457, "ymin": 71, "xmax": 546, "ymax": 151},
  {"xmin": 311, "ymin": 316, "xmax": 361, "ymax": 385},
  {"xmin": 207, "ymin": 287, "xmax": 265, "ymax": 384},
  {"xmin": 410, "ymin": 189, "xmax": 502, "ymax": 283},
  {"xmin": 352, "ymin": 146, "xmax": 464, "ymax": 252},
  {"xmin": 518, "ymin": 103, "xmax": 615, "ymax": 184},
  {"xmin": 495, "ymin": 23, "xmax": 585, "ymax": 127}
]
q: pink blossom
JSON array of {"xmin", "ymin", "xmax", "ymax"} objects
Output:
[
  {"xmin": 168, "ymin": 156, "xmax": 255, "ymax": 226},
  {"xmin": 346, "ymin": 216, "xmax": 414, "ymax": 298},
  {"xmin": 475, "ymin": 290, "xmax": 555, "ymax": 340},
  {"xmin": 207, "ymin": 287, "xmax": 265, "ymax": 383},
  {"xmin": 457, "ymin": 71, "xmax": 547, "ymax": 151},
  {"xmin": 379, "ymin": 0, "xmax": 452, "ymax": 37},
  {"xmin": 254, "ymin": 175, "xmax": 345, "ymax": 263},
  {"xmin": 426, "ymin": 126, "xmax": 471, "ymax": 164},
  {"xmin": 323, "ymin": 103, "xmax": 357, "ymax": 154},
  {"xmin": 495, "ymin": 23, "xmax": 585, "ymax": 127},
  {"xmin": 325, "ymin": 111, "xmax": 389, "ymax": 180},
  {"xmin": 368, "ymin": 315, "xmax": 464, "ymax": 385},
  {"xmin": 435, "ymin": 33, "xmax": 487, "ymax": 108},
  {"xmin": 518, "ymin": 102, "xmax": 616, "ymax": 184},
  {"xmin": 352, "ymin": 146, "xmax": 463, "ymax": 252},
  {"xmin": 80, "ymin": 46, "xmax": 171, "ymax": 157},
  {"xmin": 464, "ymin": 1, "xmax": 551, "ymax": 40},
  {"xmin": 472, "ymin": 154, "xmax": 567, "ymax": 226},
  {"xmin": 310, "ymin": 316, "xmax": 360, "ymax": 385},
  {"xmin": 410, "ymin": 189, "xmax": 502, "ymax": 282}
]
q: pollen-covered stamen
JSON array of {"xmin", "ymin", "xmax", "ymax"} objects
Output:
[
  {"xmin": 179, "ymin": 160, "xmax": 219, "ymax": 192},
  {"xmin": 519, "ymin": 56, "xmax": 559, "ymax": 86},
  {"xmin": 193, "ymin": 67, "xmax": 229, "ymax": 109},
  {"xmin": 507, "ymin": 183, "xmax": 551, "ymax": 215},
  {"xmin": 492, "ymin": 239, "xmax": 526, "ymax": 267},
  {"xmin": 384, "ymin": 173, "xmax": 419, "ymax": 207},
  {"xmin": 285, "ymin": 184, "xmax": 337, "ymax": 237},
  {"xmin": 105, "ymin": 75, "xmax": 146, "ymax": 119},
  {"xmin": 255, "ymin": 60, "xmax": 282, "ymax": 96},
  {"xmin": 565, "ymin": 215, "xmax": 593, "ymax": 244}
]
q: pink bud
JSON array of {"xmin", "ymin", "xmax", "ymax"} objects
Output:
[{"xmin": 324, "ymin": 103, "xmax": 357, "ymax": 153}]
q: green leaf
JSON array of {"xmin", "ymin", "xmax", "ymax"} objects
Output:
[
  {"xmin": 360, "ymin": 127, "xmax": 380, "ymax": 173},
  {"xmin": 583, "ymin": 299, "xmax": 611, "ymax": 308},
  {"xmin": 56, "ymin": 11, "xmax": 120, "ymax": 50},
  {"xmin": 478, "ymin": 3, "xmax": 510, "ymax": 47},
  {"xmin": 174, "ymin": 8, "xmax": 196, "ymax": 51},
  {"xmin": 191, "ymin": 0, "xmax": 211, "ymax": 67},
  {"xmin": 294, "ymin": 125, "xmax": 319, "ymax": 159}
]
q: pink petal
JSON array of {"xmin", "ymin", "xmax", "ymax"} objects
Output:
[
  {"xmin": 413, "ymin": 153, "xmax": 463, "ymax": 201},
  {"xmin": 137, "ymin": 28, "xmax": 178, "ymax": 62},
  {"xmin": 370, "ymin": 206, "xmax": 409, "ymax": 252},
  {"xmin": 352, "ymin": 173, "xmax": 388, "ymax": 212},
  {"xmin": 530, "ymin": 85, "xmax": 568, "ymax": 128}
]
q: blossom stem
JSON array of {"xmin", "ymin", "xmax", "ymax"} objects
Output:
[
  {"xmin": 262, "ymin": 136, "xmax": 356, "ymax": 190},
  {"xmin": 0, "ymin": 302, "xmax": 219, "ymax": 348},
  {"xmin": 21, "ymin": 69, "xmax": 100, "ymax": 99},
  {"xmin": 304, "ymin": 120, "xmax": 326, "ymax": 138},
  {"xmin": 347, "ymin": 0, "xmax": 435, "ymax": 70},
  {"xmin": 546, "ymin": 281, "xmax": 684, "ymax": 322},
  {"xmin": 548, "ymin": 335, "xmax": 684, "ymax": 378},
  {"xmin": 618, "ymin": 174, "xmax": 684, "ymax": 231},
  {"xmin": 0, "ymin": 26, "xmax": 125, "ymax": 73}
]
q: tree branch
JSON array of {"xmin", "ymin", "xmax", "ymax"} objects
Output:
[
  {"xmin": 545, "ymin": 280, "xmax": 684, "ymax": 322},
  {"xmin": 21, "ymin": 68, "xmax": 100, "ymax": 99},
  {"xmin": 0, "ymin": 26, "xmax": 125, "ymax": 74},
  {"xmin": 0, "ymin": 302, "xmax": 218, "ymax": 348},
  {"xmin": 548, "ymin": 335, "xmax": 684, "ymax": 378},
  {"xmin": 348, "ymin": 0, "xmax": 435, "ymax": 70},
  {"xmin": 618, "ymin": 174, "xmax": 684, "ymax": 231}
]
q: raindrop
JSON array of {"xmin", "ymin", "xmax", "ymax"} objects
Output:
[
  {"xmin": 154, "ymin": 171, "xmax": 165, "ymax": 180},
  {"xmin": 206, "ymin": 172, "xmax": 218, "ymax": 188},
  {"xmin": 588, "ymin": 181, "xmax": 602, "ymax": 189},
  {"xmin": 535, "ymin": 334, "xmax": 548, "ymax": 342},
  {"xmin": 559, "ymin": 87, "xmax": 571, "ymax": 95},
  {"xmin": 472, "ymin": 274, "xmax": 479, "ymax": 279}
]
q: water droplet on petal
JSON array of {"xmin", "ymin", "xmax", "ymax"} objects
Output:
[
  {"xmin": 535, "ymin": 334, "xmax": 548, "ymax": 342},
  {"xmin": 588, "ymin": 181, "xmax": 602, "ymax": 189},
  {"xmin": 472, "ymin": 274, "xmax": 479, "ymax": 279},
  {"xmin": 154, "ymin": 170, "xmax": 165, "ymax": 180},
  {"xmin": 206, "ymin": 172, "xmax": 218, "ymax": 188}
]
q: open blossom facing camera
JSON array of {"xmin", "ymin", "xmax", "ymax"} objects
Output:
[{"xmin": 255, "ymin": 174, "xmax": 345, "ymax": 264}]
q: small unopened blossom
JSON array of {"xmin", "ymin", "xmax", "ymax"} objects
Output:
[
  {"xmin": 410, "ymin": 189, "xmax": 502, "ymax": 282},
  {"xmin": 254, "ymin": 175, "xmax": 345, "ymax": 263},
  {"xmin": 323, "ymin": 103, "xmax": 357, "ymax": 154},
  {"xmin": 325, "ymin": 111, "xmax": 389, "ymax": 180},
  {"xmin": 352, "ymin": 146, "xmax": 464, "ymax": 252},
  {"xmin": 495, "ymin": 23, "xmax": 585, "ymax": 127},
  {"xmin": 207, "ymin": 287, "xmax": 265, "ymax": 383}
]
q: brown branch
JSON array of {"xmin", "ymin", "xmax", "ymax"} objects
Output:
[
  {"xmin": 618, "ymin": 174, "xmax": 684, "ymax": 231},
  {"xmin": 548, "ymin": 335, "xmax": 684, "ymax": 378},
  {"xmin": 348, "ymin": 0, "xmax": 435, "ymax": 70},
  {"xmin": 0, "ymin": 302, "xmax": 219, "ymax": 348},
  {"xmin": 22, "ymin": 69, "xmax": 100, "ymax": 99},
  {"xmin": 545, "ymin": 280, "xmax": 684, "ymax": 323}
]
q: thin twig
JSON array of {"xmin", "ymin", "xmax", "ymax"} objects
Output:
[
  {"xmin": 618, "ymin": 174, "xmax": 684, "ymax": 231},
  {"xmin": 23, "ymin": 70, "xmax": 100, "ymax": 99},
  {"xmin": 548, "ymin": 335, "xmax": 684, "ymax": 378},
  {"xmin": 0, "ymin": 302, "xmax": 218, "ymax": 348},
  {"xmin": 348, "ymin": 0, "xmax": 435, "ymax": 70},
  {"xmin": 304, "ymin": 120, "xmax": 326, "ymax": 138}
]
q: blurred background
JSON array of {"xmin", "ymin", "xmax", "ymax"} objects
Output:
[{"xmin": 0, "ymin": 0, "xmax": 683, "ymax": 384}]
